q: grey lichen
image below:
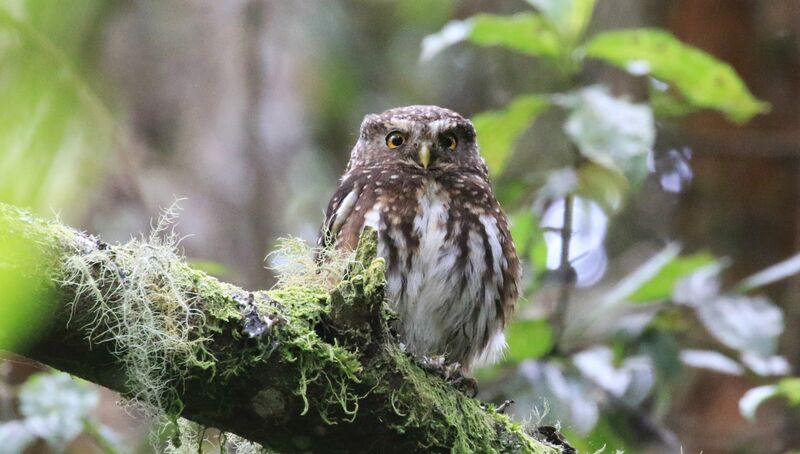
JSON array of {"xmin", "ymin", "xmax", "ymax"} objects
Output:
[{"xmin": 60, "ymin": 203, "xmax": 215, "ymax": 416}]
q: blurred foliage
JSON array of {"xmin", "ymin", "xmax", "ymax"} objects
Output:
[
  {"xmin": 0, "ymin": 0, "xmax": 112, "ymax": 215},
  {"xmin": 0, "ymin": 0, "xmax": 795, "ymax": 452},
  {"xmin": 0, "ymin": 222, "xmax": 54, "ymax": 350},
  {"xmin": 423, "ymin": 0, "xmax": 795, "ymax": 452},
  {"xmin": 628, "ymin": 252, "xmax": 714, "ymax": 303},
  {"xmin": 0, "ymin": 0, "xmax": 114, "ymax": 421},
  {"xmin": 0, "ymin": 2, "xmax": 122, "ymax": 452},
  {"xmin": 0, "ymin": 372, "xmax": 120, "ymax": 453},
  {"xmin": 471, "ymin": 94, "xmax": 550, "ymax": 174}
]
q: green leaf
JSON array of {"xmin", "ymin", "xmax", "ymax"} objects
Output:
[
  {"xmin": 421, "ymin": 13, "xmax": 563, "ymax": 61},
  {"xmin": 471, "ymin": 13, "xmax": 562, "ymax": 58},
  {"xmin": 597, "ymin": 243, "xmax": 681, "ymax": 307},
  {"xmin": 504, "ymin": 318, "xmax": 553, "ymax": 362},
  {"xmin": 778, "ymin": 378, "xmax": 800, "ymax": 406},
  {"xmin": 0, "ymin": 224, "xmax": 55, "ymax": 350},
  {"xmin": 510, "ymin": 210, "xmax": 537, "ymax": 256},
  {"xmin": 630, "ymin": 251, "xmax": 716, "ymax": 303},
  {"xmin": 509, "ymin": 210, "xmax": 547, "ymax": 293},
  {"xmin": 473, "ymin": 94, "xmax": 550, "ymax": 175},
  {"xmin": 530, "ymin": 230, "xmax": 549, "ymax": 273},
  {"xmin": 649, "ymin": 85, "xmax": 700, "ymax": 119},
  {"xmin": 584, "ymin": 29, "xmax": 769, "ymax": 123},
  {"xmin": 526, "ymin": 0, "xmax": 597, "ymax": 42},
  {"xmin": 575, "ymin": 161, "xmax": 629, "ymax": 213}
]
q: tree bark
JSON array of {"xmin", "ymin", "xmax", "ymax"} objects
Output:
[{"xmin": 0, "ymin": 203, "xmax": 557, "ymax": 454}]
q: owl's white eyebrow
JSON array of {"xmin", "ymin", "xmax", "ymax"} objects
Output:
[
  {"xmin": 428, "ymin": 119, "xmax": 457, "ymax": 135},
  {"xmin": 387, "ymin": 119, "xmax": 415, "ymax": 132}
]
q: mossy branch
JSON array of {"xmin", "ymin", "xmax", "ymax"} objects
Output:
[{"xmin": 0, "ymin": 203, "xmax": 558, "ymax": 453}]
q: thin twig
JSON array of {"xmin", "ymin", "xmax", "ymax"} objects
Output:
[{"xmin": 551, "ymin": 195, "xmax": 575, "ymax": 342}]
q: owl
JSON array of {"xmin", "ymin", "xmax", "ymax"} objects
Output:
[{"xmin": 318, "ymin": 105, "xmax": 520, "ymax": 371}]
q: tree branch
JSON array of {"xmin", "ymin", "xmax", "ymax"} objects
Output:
[{"xmin": 0, "ymin": 203, "xmax": 558, "ymax": 453}]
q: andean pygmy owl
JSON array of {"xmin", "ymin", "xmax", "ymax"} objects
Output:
[{"xmin": 318, "ymin": 105, "xmax": 520, "ymax": 371}]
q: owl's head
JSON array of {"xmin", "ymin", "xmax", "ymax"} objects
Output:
[{"xmin": 348, "ymin": 105, "xmax": 487, "ymax": 175}]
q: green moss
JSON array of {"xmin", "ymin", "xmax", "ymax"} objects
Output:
[
  {"xmin": 372, "ymin": 344, "xmax": 543, "ymax": 453},
  {"xmin": 266, "ymin": 283, "xmax": 363, "ymax": 423}
]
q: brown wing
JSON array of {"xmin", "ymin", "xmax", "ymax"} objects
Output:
[{"xmin": 317, "ymin": 173, "xmax": 375, "ymax": 255}]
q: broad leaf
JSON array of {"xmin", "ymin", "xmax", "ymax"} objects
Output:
[
  {"xmin": 696, "ymin": 295, "xmax": 783, "ymax": 357},
  {"xmin": 562, "ymin": 86, "xmax": 654, "ymax": 179},
  {"xmin": 576, "ymin": 161, "xmax": 629, "ymax": 213},
  {"xmin": 649, "ymin": 83, "xmax": 700, "ymax": 119},
  {"xmin": 505, "ymin": 318, "xmax": 553, "ymax": 362},
  {"xmin": 584, "ymin": 29, "xmax": 769, "ymax": 123},
  {"xmin": 630, "ymin": 251, "xmax": 715, "ymax": 303},
  {"xmin": 473, "ymin": 94, "xmax": 550, "ymax": 175},
  {"xmin": 421, "ymin": 13, "xmax": 562, "ymax": 61},
  {"xmin": 597, "ymin": 243, "xmax": 681, "ymax": 307},
  {"xmin": 573, "ymin": 346, "xmax": 654, "ymax": 406},
  {"xmin": 525, "ymin": 0, "xmax": 596, "ymax": 42},
  {"xmin": 778, "ymin": 378, "xmax": 800, "ymax": 406},
  {"xmin": 471, "ymin": 13, "xmax": 562, "ymax": 57}
]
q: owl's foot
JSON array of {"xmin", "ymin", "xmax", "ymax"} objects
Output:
[
  {"xmin": 534, "ymin": 426, "xmax": 576, "ymax": 454},
  {"xmin": 495, "ymin": 399, "xmax": 514, "ymax": 413},
  {"xmin": 450, "ymin": 375, "xmax": 478, "ymax": 398},
  {"xmin": 416, "ymin": 355, "xmax": 478, "ymax": 397},
  {"xmin": 479, "ymin": 399, "xmax": 514, "ymax": 414},
  {"xmin": 417, "ymin": 354, "xmax": 460, "ymax": 379}
]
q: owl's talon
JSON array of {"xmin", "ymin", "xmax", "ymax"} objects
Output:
[
  {"xmin": 479, "ymin": 399, "xmax": 513, "ymax": 413},
  {"xmin": 456, "ymin": 376, "xmax": 478, "ymax": 398},
  {"xmin": 445, "ymin": 372, "xmax": 477, "ymax": 397},
  {"xmin": 415, "ymin": 355, "xmax": 478, "ymax": 396},
  {"xmin": 495, "ymin": 399, "xmax": 514, "ymax": 414}
]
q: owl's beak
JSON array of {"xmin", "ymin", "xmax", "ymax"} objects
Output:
[{"xmin": 418, "ymin": 143, "xmax": 431, "ymax": 169}]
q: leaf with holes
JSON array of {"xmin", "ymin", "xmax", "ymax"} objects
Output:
[{"xmin": 584, "ymin": 29, "xmax": 769, "ymax": 122}]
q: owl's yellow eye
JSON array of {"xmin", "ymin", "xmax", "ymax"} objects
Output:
[
  {"xmin": 385, "ymin": 131, "xmax": 406, "ymax": 149},
  {"xmin": 443, "ymin": 134, "xmax": 457, "ymax": 150}
]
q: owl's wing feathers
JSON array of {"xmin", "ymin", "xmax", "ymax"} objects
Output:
[{"xmin": 317, "ymin": 175, "xmax": 362, "ymax": 250}]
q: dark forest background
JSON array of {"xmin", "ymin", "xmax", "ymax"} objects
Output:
[{"xmin": 1, "ymin": 1, "xmax": 799, "ymax": 453}]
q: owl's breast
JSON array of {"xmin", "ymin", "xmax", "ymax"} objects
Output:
[{"xmin": 370, "ymin": 177, "xmax": 508, "ymax": 369}]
